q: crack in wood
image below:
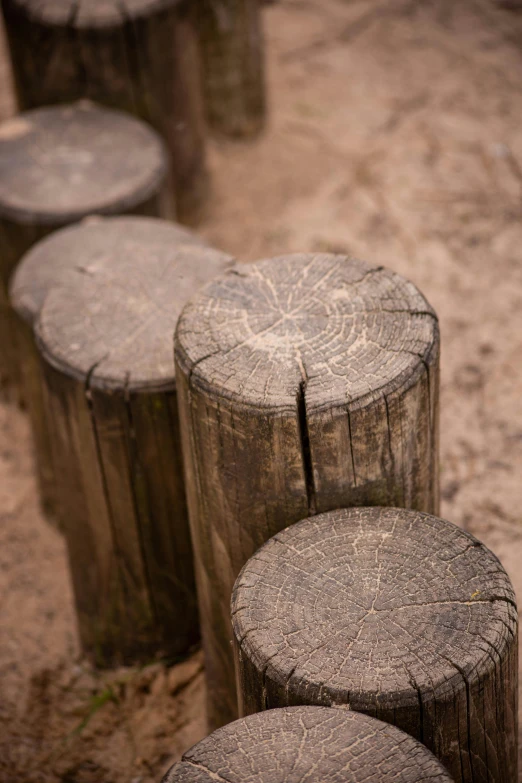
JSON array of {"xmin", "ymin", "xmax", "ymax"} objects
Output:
[{"xmin": 297, "ymin": 378, "xmax": 316, "ymax": 516}]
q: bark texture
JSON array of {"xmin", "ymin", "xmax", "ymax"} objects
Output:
[
  {"xmin": 162, "ymin": 706, "xmax": 455, "ymax": 783},
  {"xmin": 1, "ymin": 0, "xmax": 207, "ymax": 223},
  {"xmin": 232, "ymin": 507, "xmax": 518, "ymax": 783},
  {"xmin": 0, "ymin": 102, "xmax": 169, "ymax": 401},
  {"xmin": 10, "ymin": 216, "xmax": 205, "ymax": 519},
  {"xmin": 35, "ymin": 221, "xmax": 233, "ymax": 665},
  {"xmin": 174, "ymin": 252, "xmax": 440, "ymax": 729},
  {"xmin": 196, "ymin": 0, "xmax": 266, "ymax": 136}
]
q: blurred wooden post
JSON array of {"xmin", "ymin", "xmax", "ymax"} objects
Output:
[
  {"xmin": 493, "ymin": 1, "xmax": 522, "ymax": 9},
  {"xmin": 174, "ymin": 252, "xmax": 440, "ymax": 729},
  {"xmin": 10, "ymin": 217, "xmax": 205, "ymax": 518},
  {"xmin": 196, "ymin": 0, "xmax": 266, "ymax": 137},
  {"xmin": 232, "ymin": 507, "xmax": 518, "ymax": 783},
  {"xmin": 35, "ymin": 218, "xmax": 233, "ymax": 665},
  {"xmin": 162, "ymin": 707, "xmax": 455, "ymax": 783},
  {"xmin": 1, "ymin": 0, "xmax": 207, "ymax": 224},
  {"xmin": 0, "ymin": 102, "xmax": 169, "ymax": 402}
]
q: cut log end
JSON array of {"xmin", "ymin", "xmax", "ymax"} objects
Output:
[
  {"xmin": 36, "ymin": 218, "xmax": 233, "ymax": 391},
  {"xmin": 10, "ymin": 216, "xmax": 208, "ymax": 329},
  {"xmin": 177, "ymin": 253, "xmax": 438, "ymax": 412},
  {"xmin": 0, "ymin": 102, "xmax": 169, "ymax": 226},
  {"xmin": 162, "ymin": 707, "xmax": 455, "ymax": 783},
  {"xmin": 232, "ymin": 507, "xmax": 518, "ymax": 783}
]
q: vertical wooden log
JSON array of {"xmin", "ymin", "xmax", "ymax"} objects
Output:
[
  {"xmin": 162, "ymin": 707, "xmax": 455, "ymax": 783},
  {"xmin": 10, "ymin": 217, "xmax": 206, "ymax": 519},
  {"xmin": 0, "ymin": 102, "xmax": 170, "ymax": 401},
  {"xmin": 232, "ymin": 507, "xmax": 518, "ymax": 783},
  {"xmin": 35, "ymin": 220, "xmax": 233, "ymax": 665},
  {"xmin": 196, "ymin": 0, "xmax": 266, "ymax": 136},
  {"xmin": 174, "ymin": 252, "xmax": 440, "ymax": 729},
  {"xmin": 1, "ymin": 0, "xmax": 208, "ymax": 223}
]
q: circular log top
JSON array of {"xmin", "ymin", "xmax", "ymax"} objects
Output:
[
  {"xmin": 10, "ymin": 216, "xmax": 205, "ymax": 326},
  {"xmin": 162, "ymin": 706, "xmax": 454, "ymax": 783},
  {"xmin": 9, "ymin": 0, "xmax": 181, "ymax": 28},
  {"xmin": 35, "ymin": 217, "xmax": 234, "ymax": 392},
  {"xmin": 175, "ymin": 254, "xmax": 439, "ymax": 413},
  {"xmin": 232, "ymin": 507, "xmax": 517, "ymax": 711},
  {"xmin": 0, "ymin": 102, "xmax": 167, "ymax": 224}
]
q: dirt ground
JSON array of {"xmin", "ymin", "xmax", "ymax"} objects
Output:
[{"xmin": 2, "ymin": 0, "xmax": 522, "ymax": 780}]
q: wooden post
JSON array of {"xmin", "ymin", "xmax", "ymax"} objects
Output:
[
  {"xmin": 162, "ymin": 706, "xmax": 455, "ymax": 783},
  {"xmin": 196, "ymin": 0, "xmax": 266, "ymax": 137},
  {"xmin": 10, "ymin": 216, "xmax": 206, "ymax": 519},
  {"xmin": 232, "ymin": 507, "xmax": 518, "ymax": 783},
  {"xmin": 0, "ymin": 101, "xmax": 170, "ymax": 401},
  {"xmin": 1, "ymin": 0, "xmax": 208, "ymax": 224},
  {"xmin": 174, "ymin": 252, "xmax": 440, "ymax": 729},
  {"xmin": 35, "ymin": 218, "xmax": 234, "ymax": 666}
]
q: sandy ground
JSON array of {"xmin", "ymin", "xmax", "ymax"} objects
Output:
[{"xmin": 2, "ymin": 0, "xmax": 522, "ymax": 780}]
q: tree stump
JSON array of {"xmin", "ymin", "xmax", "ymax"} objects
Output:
[
  {"xmin": 35, "ymin": 218, "xmax": 233, "ymax": 666},
  {"xmin": 162, "ymin": 706, "xmax": 455, "ymax": 783},
  {"xmin": 10, "ymin": 216, "xmax": 206, "ymax": 519},
  {"xmin": 196, "ymin": 0, "xmax": 266, "ymax": 137},
  {"xmin": 232, "ymin": 507, "xmax": 518, "ymax": 783},
  {"xmin": 0, "ymin": 101, "xmax": 170, "ymax": 401},
  {"xmin": 1, "ymin": 0, "xmax": 207, "ymax": 223},
  {"xmin": 174, "ymin": 252, "xmax": 440, "ymax": 729}
]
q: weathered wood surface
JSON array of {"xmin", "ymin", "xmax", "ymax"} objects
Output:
[
  {"xmin": 174, "ymin": 252, "xmax": 440, "ymax": 729},
  {"xmin": 232, "ymin": 507, "xmax": 518, "ymax": 783},
  {"xmin": 0, "ymin": 102, "xmax": 169, "ymax": 400},
  {"xmin": 162, "ymin": 706, "xmax": 455, "ymax": 783},
  {"xmin": 1, "ymin": 0, "xmax": 207, "ymax": 223},
  {"xmin": 10, "ymin": 216, "xmax": 204, "ymax": 518},
  {"xmin": 196, "ymin": 0, "xmax": 266, "ymax": 136},
  {"xmin": 35, "ymin": 218, "xmax": 233, "ymax": 665}
]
